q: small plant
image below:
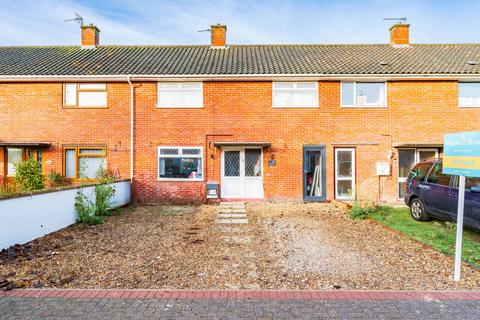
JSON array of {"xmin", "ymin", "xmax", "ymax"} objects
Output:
[
  {"xmin": 95, "ymin": 167, "xmax": 116, "ymax": 183},
  {"xmin": 95, "ymin": 184, "xmax": 116, "ymax": 216},
  {"xmin": 75, "ymin": 190, "xmax": 103, "ymax": 225},
  {"xmin": 14, "ymin": 159, "xmax": 45, "ymax": 192},
  {"xmin": 47, "ymin": 170, "xmax": 70, "ymax": 187},
  {"xmin": 349, "ymin": 203, "xmax": 390, "ymax": 220},
  {"xmin": 0, "ymin": 183, "xmax": 19, "ymax": 196}
]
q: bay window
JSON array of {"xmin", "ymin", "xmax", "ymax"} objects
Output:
[{"xmin": 158, "ymin": 147, "xmax": 203, "ymax": 181}]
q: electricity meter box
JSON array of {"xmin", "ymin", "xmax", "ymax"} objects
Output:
[
  {"xmin": 206, "ymin": 183, "xmax": 219, "ymax": 199},
  {"xmin": 376, "ymin": 162, "xmax": 391, "ymax": 176}
]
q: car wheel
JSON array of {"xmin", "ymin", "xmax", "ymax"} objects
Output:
[{"xmin": 410, "ymin": 198, "xmax": 430, "ymax": 221}]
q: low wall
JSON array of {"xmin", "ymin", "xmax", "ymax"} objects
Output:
[{"xmin": 0, "ymin": 180, "xmax": 131, "ymax": 250}]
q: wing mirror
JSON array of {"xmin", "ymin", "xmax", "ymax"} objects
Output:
[{"xmin": 470, "ymin": 186, "xmax": 480, "ymax": 193}]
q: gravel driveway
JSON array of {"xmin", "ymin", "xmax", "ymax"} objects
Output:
[{"xmin": 1, "ymin": 202, "xmax": 479, "ymax": 290}]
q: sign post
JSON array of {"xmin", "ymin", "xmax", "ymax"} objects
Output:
[{"xmin": 443, "ymin": 132, "xmax": 480, "ymax": 281}]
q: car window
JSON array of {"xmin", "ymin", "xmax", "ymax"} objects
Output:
[
  {"xmin": 409, "ymin": 163, "xmax": 432, "ymax": 181},
  {"xmin": 426, "ymin": 163, "xmax": 451, "ymax": 186},
  {"xmin": 466, "ymin": 177, "xmax": 480, "ymax": 189}
]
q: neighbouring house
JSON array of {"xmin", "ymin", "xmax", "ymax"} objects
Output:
[{"xmin": 1, "ymin": 22, "xmax": 479, "ymax": 204}]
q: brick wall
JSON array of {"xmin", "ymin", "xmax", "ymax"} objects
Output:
[
  {"xmin": 1, "ymin": 80, "xmax": 478, "ymax": 203},
  {"xmin": 0, "ymin": 82, "xmax": 131, "ymax": 183}
]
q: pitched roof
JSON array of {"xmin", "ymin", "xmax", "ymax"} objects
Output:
[{"xmin": 1, "ymin": 44, "xmax": 480, "ymax": 76}]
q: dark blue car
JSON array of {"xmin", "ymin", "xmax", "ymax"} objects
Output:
[{"xmin": 404, "ymin": 159, "xmax": 480, "ymax": 231}]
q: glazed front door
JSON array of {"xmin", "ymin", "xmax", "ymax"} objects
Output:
[{"xmin": 221, "ymin": 148, "xmax": 263, "ymax": 199}]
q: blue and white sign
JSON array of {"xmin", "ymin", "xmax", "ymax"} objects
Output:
[{"xmin": 443, "ymin": 131, "xmax": 480, "ymax": 177}]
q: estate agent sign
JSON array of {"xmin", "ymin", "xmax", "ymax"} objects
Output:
[{"xmin": 443, "ymin": 131, "xmax": 480, "ymax": 281}]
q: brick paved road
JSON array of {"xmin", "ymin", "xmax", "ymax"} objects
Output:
[{"xmin": 1, "ymin": 290, "xmax": 479, "ymax": 319}]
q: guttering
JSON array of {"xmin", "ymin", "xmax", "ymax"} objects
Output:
[
  {"xmin": 126, "ymin": 75, "xmax": 134, "ymax": 183},
  {"xmin": 2, "ymin": 73, "xmax": 480, "ymax": 82}
]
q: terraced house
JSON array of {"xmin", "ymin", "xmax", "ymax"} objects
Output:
[{"xmin": 0, "ymin": 23, "xmax": 479, "ymax": 204}]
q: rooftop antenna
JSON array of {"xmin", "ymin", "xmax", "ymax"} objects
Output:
[
  {"xmin": 383, "ymin": 17, "xmax": 407, "ymax": 24},
  {"xmin": 197, "ymin": 28, "xmax": 211, "ymax": 33},
  {"xmin": 64, "ymin": 12, "xmax": 84, "ymax": 26}
]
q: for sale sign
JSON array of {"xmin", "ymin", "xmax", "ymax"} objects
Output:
[{"xmin": 443, "ymin": 131, "xmax": 480, "ymax": 177}]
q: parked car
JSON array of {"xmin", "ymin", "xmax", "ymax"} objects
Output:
[{"xmin": 404, "ymin": 159, "xmax": 480, "ymax": 231}]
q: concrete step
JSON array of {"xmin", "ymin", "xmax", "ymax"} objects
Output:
[
  {"xmin": 217, "ymin": 213, "xmax": 247, "ymax": 219},
  {"xmin": 215, "ymin": 218, "xmax": 248, "ymax": 224},
  {"xmin": 220, "ymin": 202, "xmax": 245, "ymax": 207}
]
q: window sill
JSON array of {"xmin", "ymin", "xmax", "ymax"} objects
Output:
[
  {"xmin": 341, "ymin": 105, "xmax": 387, "ymax": 108},
  {"xmin": 158, "ymin": 178, "xmax": 204, "ymax": 182},
  {"xmin": 272, "ymin": 106, "xmax": 319, "ymax": 109},
  {"xmin": 156, "ymin": 106, "xmax": 204, "ymax": 109},
  {"xmin": 459, "ymin": 105, "xmax": 480, "ymax": 108},
  {"xmin": 63, "ymin": 106, "xmax": 108, "ymax": 109}
]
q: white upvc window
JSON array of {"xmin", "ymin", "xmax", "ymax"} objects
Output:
[
  {"xmin": 335, "ymin": 148, "xmax": 356, "ymax": 200},
  {"xmin": 398, "ymin": 148, "xmax": 438, "ymax": 199},
  {"xmin": 272, "ymin": 82, "xmax": 318, "ymax": 108},
  {"xmin": 158, "ymin": 146, "xmax": 203, "ymax": 181},
  {"xmin": 157, "ymin": 82, "xmax": 203, "ymax": 108},
  {"xmin": 459, "ymin": 82, "xmax": 480, "ymax": 107},
  {"xmin": 341, "ymin": 82, "xmax": 387, "ymax": 107},
  {"xmin": 64, "ymin": 83, "xmax": 107, "ymax": 108}
]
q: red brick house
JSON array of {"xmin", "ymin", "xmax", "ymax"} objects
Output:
[{"xmin": 1, "ymin": 23, "xmax": 479, "ymax": 204}]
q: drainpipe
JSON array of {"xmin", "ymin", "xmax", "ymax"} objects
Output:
[{"xmin": 127, "ymin": 76, "xmax": 134, "ymax": 183}]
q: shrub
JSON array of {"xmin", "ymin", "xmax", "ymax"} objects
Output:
[
  {"xmin": 95, "ymin": 183, "xmax": 116, "ymax": 216},
  {"xmin": 349, "ymin": 203, "xmax": 390, "ymax": 220},
  {"xmin": 75, "ymin": 190, "xmax": 103, "ymax": 225},
  {"xmin": 47, "ymin": 170, "xmax": 70, "ymax": 187},
  {"xmin": 95, "ymin": 168, "xmax": 116, "ymax": 183},
  {"xmin": 0, "ymin": 183, "xmax": 19, "ymax": 197},
  {"xmin": 14, "ymin": 159, "xmax": 45, "ymax": 191}
]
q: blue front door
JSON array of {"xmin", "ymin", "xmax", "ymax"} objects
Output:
[{"xmin": 303, "ymin": 145, "xmax": 326, "ymax": 201}]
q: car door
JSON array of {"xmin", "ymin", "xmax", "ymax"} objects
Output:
[
  {"xmin": 450, "ymin": 176, "xmax": 480, "ymax": 229},
  {"xmin": 421, "ymin": 162, "xmax": 453, "ymax": 219}
]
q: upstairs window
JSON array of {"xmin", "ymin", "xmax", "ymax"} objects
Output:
[
  {"xmin": 64, "ymin": 83, "xmax": 107, "ymax": 108},
  {"xmin": 459, "ymin": 82, "xmax": 480, "ymax": 107},
  {"xmin": 157, "ymin": 82, "xmax": 203, "ymax": 108},
  {"xmin": 341, "ymin": 82, "xmax": 386, "ymax": 107},
  {"xmin": 272, "ymin": 82, "xmax": 318, "ymax": 108},
  {"xmin": 158, "ymin": 146, "xmax": 203, "ymax": 181}
]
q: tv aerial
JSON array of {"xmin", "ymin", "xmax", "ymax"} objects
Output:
[
  {"xmin": 64, "ymin": 12, "xmax": 84, "ymax": 26},
  {"xmin": 383, "ymin": 17, "xmax": 407, "ymax": 24}
]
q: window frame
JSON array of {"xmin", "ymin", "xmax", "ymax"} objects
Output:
[
  {"xmin": 458, "ymin": 82, "xmax": 480, "ymax": 108},
  {"xmin": 398, "ymin": 148, "xmax": 439, "ymax": 199},
  {"xmin": 272, "ymin": 82, "xmax": 319, "ymax": 108},
  {"xmin": 63, "ymin": 83, "xmax": 108, "ymax": 109},
  {"xmin": 63, "ymin": 146, "xmax": 107, "ymax": 179},
  {"xmin": 157, "ymin": 146, "xmax": 204, "ymax": 182},
  {"xmin": 334, "ymin": 147, "xmax": 356, "ymax": 200},
  {"xmin": 156, "ymin": 82, "xmax": 204, "ymax": 109},
  {"xmin": 340, "ymin": 81, "xmax": 388, "ymax": 108}
]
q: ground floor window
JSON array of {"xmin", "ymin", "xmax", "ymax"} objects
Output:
[
  {"xmin": 6, "ymin": 147, "xmax": 43, "ymax": 176},
  {"xmin": 398, "ymin": 148, "xmax": 438, "ymax": 199},
  {"xmin": 64, "ymin": 147, "xmax": 107, "ymax": 179},
  {"xmin": 158, "ymin": 146, "xmax": 203, "ymax": 181},
  {"xmin": 7, "ymin": 148, "xmax": 22, "ymax": 176},
  {"xmin": 335, "ymin": 148, "xmax": 355, "ymax": 200}
]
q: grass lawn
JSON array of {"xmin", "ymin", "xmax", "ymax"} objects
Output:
[{"xmin": 366, "ymin": 206, "xmax": 480, "ymax": 269}]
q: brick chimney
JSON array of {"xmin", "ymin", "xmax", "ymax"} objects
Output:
[
  {"xmin": 389, "ymin": 23, "xmax": 410, "ymax": 47},
  {"xmin": 81, "ymin": 24, "xmax": 100, "ymax": 49},
  {"xmin": 210, "ymin": 24, "xmax": 227, "ymax": 48}
]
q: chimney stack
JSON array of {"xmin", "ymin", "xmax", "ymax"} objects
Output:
[
  {"xmin": 389, "ymin": 23, "xmax": 410, "ymax": 47},
  {"xmin": 81, "ymin": 24, "xmax": 100, "ymax": 49},
  {"xmin": 210, "ymin": 24, "xmax": 227, "ymax": 48}
]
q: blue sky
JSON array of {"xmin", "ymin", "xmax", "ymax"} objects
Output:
[{"xmin": 1, "ymin": 0, "xmax": 479, "ymax": 46}]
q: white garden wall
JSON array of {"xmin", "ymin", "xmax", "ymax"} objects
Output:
[{"xmin": 0, "ymin": 180, "xmax": 131, "ymax": 250}]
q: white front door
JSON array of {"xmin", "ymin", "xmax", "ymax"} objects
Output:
[{"xmin": 221, "ymin": 148, "xmax": 263, "ymax": 199}]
